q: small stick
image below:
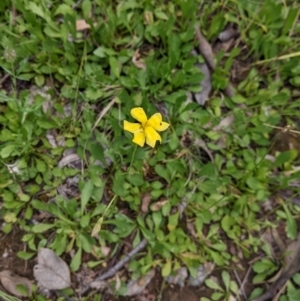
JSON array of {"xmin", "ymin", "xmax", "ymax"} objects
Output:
[
  {"xmin": 92, "ymin": 98, "xmax": 116, "ymax": 131},
  {"xmin": 0, "ymin": 73, "xmax": 10, "ymax": 87},
  {"xmin": 234, "ymin": 267, "xmax": 250, "ymax": 300},
  {"xmin": 80, "ymin": 238, "xmax": 148, "ymax": 296}
]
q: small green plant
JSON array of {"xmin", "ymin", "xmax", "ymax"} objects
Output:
[
  {"xmin": 280, "ymin": 274, "xmax": 300, "ymax": 301},
  {"xmin": 202, "ymin": 271, "xmax": 238, "ymax": 301},
  {"xmin": 0, "ymin": 0, "xmax": 300, "ymax": 300}
]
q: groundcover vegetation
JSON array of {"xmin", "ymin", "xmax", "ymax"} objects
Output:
[{"xmin": 1, "ymin": 0, "xmax": 300, "ymax": 300}]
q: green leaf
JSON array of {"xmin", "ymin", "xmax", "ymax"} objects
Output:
[
  {"xmin": 162, "ymin": 259, "xmax": 172, "ymax": 277},
  {"xmin": 93, "ymin": 47, "xmax": 106, "ymax": 58},
  {"xmin": 221, "ymin": 271, "xmax": 230, "ymax": 291},
  {"xmin": 16, "ymin": 284, "xmax": 30, "ymax": 297},
  {"xmin": 28, "ymin": 2, "xmax": 45, "ymax": 19},
  {"xmin": 31, "ymin": 223, "xmax": 55, "ymax": 233},
  {"xmin": 126, "ymin": 173, "xmax": 144, "ymax": 186},
  {"xmin": 290, "ymin": 76, "xmax": 300, "ymax": 87},
  {"xmin": 211, "ymin": 292, "xmax": 224, "ymax": 300},
  {"xmin": 70, "ymin": 247, "xmax": 82, "ymax": 272},
  {"xmin": 292, "ymin": 273, "xmax": 300, "ymax": 286},
  {"xmin": 35, "ymin": 74, "xmax": 45, "ymax": 87},
  {"xmin": 252, "ymin": 258, "xmax": 275, "ymax": 273},
  {"xmin": 246, "ymin": 177, "xmax": 265, "ymax": 190},
  {"xmin": 282, "ymin": 203, "xmax": 297, "ymax": 239},
  {"xmin": 0, "ymin": 145, "xmax": 15, "ymax": 158},
  {"xmin": 154, "ymin": 164, "xmax": 170, "ymax": 181},
  {"xmin": 89, "ymin": 143, "xmax": 105, "ymax": 161},
  {"xmin": 82, "ymin": 0, "xmax": 92, "ymax": 19},
  {"xmin": 167, "ymin": 212, "xmax": 179, "ymax": 231},
  {"xmin": 283, "ymin": 8, "xmax": 299, "ymax": 34},
  {"xmin": 80, "ymin": 180, "xmax": 94, "ymax": 215},
  {"xmin": 274, "ymin": 150, "xmax": 297, "ymax": 167},
  {"xmin": 54, "ymin": 4, "xmax": 74, "ymax": 16},
  {"xmin": 37, "ymin": 119, "xmax": 57, "ymax": 129},
  {"xmin": 205, "ymin": 278, "xmax": 224, "ymax": 291},
  {"xmin": 232, "ymin": 94, "xmax": 246, "ymax": 104},
  {"xmin": 19, "ymin": 194, "xmax": 30, "ymax": 202},
  {"xmin": 80, "ymin": 214, "xmax": 91, "ymax": 228},
  {"xmin": 36, "ymin": 158, "xmax": 47, "ymax": 173},
  {"xmin": 17, "ymin": 251, "xmax": 35, "ymax": 260},
  {"xmin": 79, "ymin": 233, "xmax": 94, "ymax": 253},
  {"xmin": 248, "ymin": 288, "xmax": 264, "ymax": 300},
  {"xmin": 109, "ymin": 56, "xmax": 121, "ymax": 78}
]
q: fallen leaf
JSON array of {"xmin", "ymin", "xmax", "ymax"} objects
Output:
[
  {"xmin": 58, "ymin": 153, "xmax": 81, "ymax": 168},
  {"xmin": 33, "ymin": 248, "xmax": 71, "ymax": 290},
  {"xmin": 132, "ymin": 49, "xmax": 146, "ymax": 70},
  {"xmin": 101, "ymin": 246, "xmax": 111, "ymax": 257},
  {"xmin": 228, "ymin": 295, "xmax": 237, "ymax": 301},
  {"xmin": 150, "ymin": 199, "xmax": 168, "ymax": 211},
  {"xmin": 213, "ymin": 115, "xmax": 235, "ymax": 131},
  {"xmin": 76, "ymin": 19, "xmax": 90, "ymax": 31},
  {"xmin": 115, "ymin": 273, "xmax": 121, "ymax": 291},
  {"xmin": 166, "ymin": 267, "xmax": 188, "ymax": 287},
  {"xmin": 0, "ymin": 270, "xmax": 33, "ymax": 297},
  {"xmin": 141, "ymin": 192, "xmax": 151, "ymax": 213},
  {"xmin": 190, "ymin": 49, "xmax": 211, "ymax": 106},
  {"xmin": 282, "ymin": 232, "xmax": 300, "ymax": 275},
  {"xmin": 188, "ymin": 262, "xmax": 215, "ymax": 286},
  {"xmin": 124, "ymin": 269, "xmax": 155, "ymax": 296},
  {"xmin": 89, "ymin": 280, "xmax": 112, "ymax": 293},
  {"xmin": 218, "ymin": 27, "xmax": 239, "ymax": 42}
]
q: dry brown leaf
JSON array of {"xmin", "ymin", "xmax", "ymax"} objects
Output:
[
  {"xmin": 166, "ymin": 267, "xmax": 188, "ymax": 287},
  {"xmin": 58, "ymin": 153, "xmax": 81, "ymax": 168},
  {"xmin": 0, "ymin": 270, "xmax": 33, "ymax": 297},
  {"xmin": 89, "ymin": 279, "xmax": 113, "ymax": 294},
  {"xmin": 282, "ymin": 232, "xmax": 300, "ymax": 275},
  {"xmin": 115, "ymin": 273, "xmax": 121, "ymax": 291},
  {"xmin": 33, "ymin": 248, "xmax": 71, "ymax": 290},
  {"xmin": 124, "ymin": 269, "xmax": 155, "ymax": 296},
  {"xmin": 141, "ymin": 192, "xmax": 151, "ymax": 213},
  {"xmin": 132, "ymin": 49, "xmax": 146, "ymax": 70},
  {"xmin": 213, "ymin": 115, "xmax": 235, "ymax": 131},
  {"xmin": 218, "ymin": 28, "xmax": 239, "ymax": 42},
  {"xmin": 101, "ymin": 246, "xmax": 111, "ymax": 257},
  {"xmin": 188, "ymin": 262, "xmax": 215, "ymax": 286},
  {"xmin": 76, "ymin": 19, "xmax": 90, "ymax": 31},
  {"xmin": 150, "ymin": 199, "xmax": 168, "ymax": 211}
]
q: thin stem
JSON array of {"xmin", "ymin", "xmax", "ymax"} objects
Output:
[
  {"xmin": 128, "ymin": 144, "xmax": 138, "ymax": 172},
  {"xmin": 11, "ymin": 62, "xmax": 17, "ymax": 98},
  {"xmin": 91, "ymin": 194, "xmax": 117, "ymax": 237}
]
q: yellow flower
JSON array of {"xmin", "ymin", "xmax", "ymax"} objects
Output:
[{"xmin": 124, "ymin": 107, "xmax": 170, "ymax": 147}]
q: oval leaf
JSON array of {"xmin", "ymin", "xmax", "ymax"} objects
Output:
[{"xmin": 33, "ymin": 248, "xmax": 71, "ymax": 289}]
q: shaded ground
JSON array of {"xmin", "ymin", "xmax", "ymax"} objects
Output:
[{"xmin": 0, "ymin": 220, "xmax": 292, "ymax": 301}]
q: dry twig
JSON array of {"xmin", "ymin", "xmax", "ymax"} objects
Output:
[{"xmin": 80, "ymin": 238, "xmax": 148, "ymax": 296}]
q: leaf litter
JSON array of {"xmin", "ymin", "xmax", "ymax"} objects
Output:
[
  {"xmin": 33, "ymin": 248, "xmax": 71, "ymax": 290},
  {"xmin": 0, "ymin": 270, "xmax": 33, "ymax": 297}
]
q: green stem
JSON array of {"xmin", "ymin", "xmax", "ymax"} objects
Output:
[
  {"xmin": 91, "ymin": 194, "xmax": 117, "ymax": 237},
  {"xmin": 11, "ymin": 62, "xmax": 17, "ymax": 99},
  {"xmin": 128, "ymin": 144, "xmax": 138, "ymax": 172}
]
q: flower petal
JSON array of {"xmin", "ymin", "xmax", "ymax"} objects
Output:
[
  {"xmin": 131, "ymin": 107, "xmax": 148, "ymax": 126},
  {"xmin": 147, "ymin": 113, "xmax": 170, "ymax": 131},
  {"xmin": 132, "ymin": 131, "xmax": 146, "ymax": 147},
  {"xmin": 124, "ymin": 120, "xmax": 142, "ymax": 133},
  {"xmin": 145, "ymin": 126, "xmax": 162, "ymax": 148}
]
